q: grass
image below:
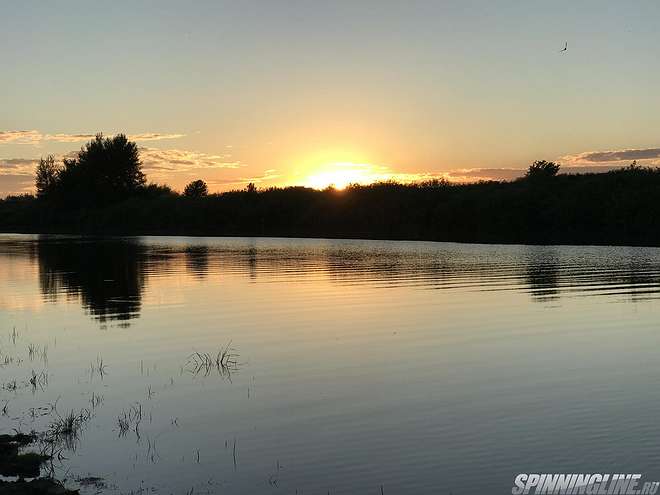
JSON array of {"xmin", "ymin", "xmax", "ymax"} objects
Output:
[
  {"xmin": 26, "ymin": 343, "xmax": 48, "ymax": 365},
  {"xmin": 90, "ymin": 391, "xmax": 104, "ymax": 410},
  {"xmin": 29, "ymin": 370, "xmax": 48, "ymax": 391},
  {"xmin": 186, "ymin": 342, "xmax": 239, "ymax": 378},
  {"xmin": 90, "ymin": 355, "xmax": 108, "ymax": 379},
  {"xmin": 0, "ymin": 334, "xmax": 250, "ymax": 491},
  {"xmin": 0, "ymin": 344, "xmax": 109, "ymax": 492},
  {"xmin": 117, "ymin": 403, "xmax": 143, "ymax": 438},
  {"xmin": 0, "ymin": 351, "xmax": 22, "ymax": 367},
  {"xmin": 50, "ymin": 410, "xmax": 87, "ymax": 436},
  {"xmin": 45, "ymin": 408, "xmax": 92, "ymax": 452}
]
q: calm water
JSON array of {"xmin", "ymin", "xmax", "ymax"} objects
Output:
[{"xmin": 2, "ymin": 234, "xmax": 660, "ymax": 494}]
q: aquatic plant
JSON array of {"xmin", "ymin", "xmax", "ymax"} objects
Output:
[
  {"xmin": 90, "ymin": 355, "xmax": 108, "ymax": 379},
  {"xmin": 44, "ymin": 408, "xmax": 92, "ymax": 451},
  {"xmin": 29, "ymin": 369, "xmax": 48, "ymax": 392},
  {"xmin": 90, "ymin": 392, "xmax": 104, "ymax": 410},
  {"xmin": 117, "ymin": 403, "xmax": 143, "ymax": 438},
  {"xmin": 185, "ymin": 342, "xmax": 239, "ymax": 378}
]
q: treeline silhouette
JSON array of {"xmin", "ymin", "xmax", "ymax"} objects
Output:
[{"xmin": 3, "ymin": 134, "xmax": 660, "ymax": 246}]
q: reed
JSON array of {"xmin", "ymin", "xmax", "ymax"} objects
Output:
[
  {"xmin": 90, "ymin": 355, "xmax": 108, "ymax": 379},
  {"xmin": 186, "ymin": 342, "xmax": 239, "ymax": 378},
  {"xmin": 45, "ymin": 407, "xmax": 92, "ymax": 451},
  {"xmin": 117, "ymin": 403, "xmax": 143, "ymax": 438}
]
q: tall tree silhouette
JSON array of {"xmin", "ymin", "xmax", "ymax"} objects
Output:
[
  {"xmin": 56, "ymin": 134, "xmax": 145, "ymax": 206},
  {"xmin": 35, "ymin": 155, "xmax": 60, "ymax": 197}
]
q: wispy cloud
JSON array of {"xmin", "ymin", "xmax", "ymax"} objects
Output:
[
  {"xmin": 0, "ymin": 130, "xmax": 42, "ymax": 144},
  {"xmin": 0, "ymin": 130, "xmax": 186, "ymax": 145},
  {"xmin": 1, "ymin": 146, "xmax": 239, "ymax": 179},
  {"xmin": 562, "ymin": 147, "xmax": 660, "ymax": 164},
  {"xmin": 43, "ymin": 133, "xmax": 96, "ymax": 143},
  {"xmin": 128, "ymin": 133, "xmax": 186, "ymax": 142},
  {"xmin": 139, "ymin": 148, "xmax": 241, "ymax": 172},
  {"xmin": 0, "ymin": 144, "xmax": 238, "ymax": 196},
  {"xmin": 0, "ymin": 156, "xmax": 39, "ymax": 196},
  {"xmin": 0, "ymin": 157, "xmax": 39, "ymax": 176}
]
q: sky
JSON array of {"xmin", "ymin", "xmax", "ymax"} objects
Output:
[{"xmin": 3, "ymin": 0, "xmax": 660, "ymax": 196}]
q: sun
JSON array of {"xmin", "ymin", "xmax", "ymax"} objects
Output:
[{"xmin": 303, "ymin": 162, "xmax": 382, "ymax": 190}]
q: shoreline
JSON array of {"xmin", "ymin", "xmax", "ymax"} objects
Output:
[{"xmin": 2, "ymin": 230, "xmax": 660, "ymax": 250}]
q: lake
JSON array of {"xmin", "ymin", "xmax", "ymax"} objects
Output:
[{"xmin": 2, "ymin": 234, "xmax": 660, "ymax": 494}]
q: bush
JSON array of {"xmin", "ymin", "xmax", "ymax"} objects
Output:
[
  {"xmin": 184, "ymin": 180, "xmax": 208, "ymax": 198},
  {"xmin": 526, "ymin": 160, "xmax": 560, "ymax": 179}
]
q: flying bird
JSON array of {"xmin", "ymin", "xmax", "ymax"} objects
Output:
[{"xmin": 560, "ymin": 41, "xmax": 567, "ymax": 52}]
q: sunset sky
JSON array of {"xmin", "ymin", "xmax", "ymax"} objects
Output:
[{"xmin": 3, "ymin": 1, "xmax": 660, "ymax": 196}]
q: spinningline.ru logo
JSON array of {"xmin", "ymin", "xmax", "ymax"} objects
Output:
[{"xmin": 512, "ymin": 474, "xmax": 660, "ymax": 495}]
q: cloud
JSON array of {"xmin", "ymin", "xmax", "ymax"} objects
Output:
[
  {"xmin": 139, "ymin": 147, "xmax": 241, "ymax": 172},
  {"xmin": 0, "ymin": 157, "xmax": 39, "ymax": 176},
  {"xmin": 43, "ymin": 133, "xmax": 96, "ymax": 143},
  {"xmin": 0, "ymin": 130, "xmax": 42, "ymax": 144},
  {"xmin": 0, "ymin": 145, "xmax": 242, "ymax": 196},
  {"xmin": 43, "ymin": 132, "xmax": 185, "ymax": 143},
  {"xmin": 0, "ymin": 146, "xmax": 239, "ymax": 180},
  {"xmin": 562, "ymin": 147, "xmax": 660, "ymax": 164},
  {"xmin": 0, "ymin": 130, "xmax": 185, "ymax": 145},
  {"xmin": 2, "ymin": 158, "xmax": 39, "ymax": 167},
  {"xmin": 128, "ymin": 133, "xmax": 186, "ymax": 141}
]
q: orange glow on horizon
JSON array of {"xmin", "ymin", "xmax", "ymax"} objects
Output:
[
  {"xmin": 299, "ymin": 160, "xmax": 452, "ymax": 190},
  {"xmin": 303, "ymin": 162, "xmax": 383, "ymax": 189}
]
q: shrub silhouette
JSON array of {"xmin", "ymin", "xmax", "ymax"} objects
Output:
[
  {"xmin": 184, "ymin": 179, "xmax": 208, "ymax": 198},
  {"xmin": 526, "ymin": 160, "xmax": 560, "ymax": 179},
  {"xmin": 143, "ymin": 183, "xmax": 179, "ymax": 198}
]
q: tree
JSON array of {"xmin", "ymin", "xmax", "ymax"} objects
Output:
[
  {"xmin": 35, "ymin": 155, "xmax": 60, "ymax": 197},
  {"xmin": 526, "ymin": 160, "xmax": 560, "ymax": 179},
  {"xmin": 183, "ymin": 179, "xmax": 208, "ymax": 198},
  {"xmin": 78, "ymin": 133, "xmax": 146, "ymax": 195},
  {"xmin": 57, "ymin": 133, "xmax": 146, "ymax": 205},
  {"xmin": 246, "ymin": 182, "xmax": 257, "ymax": 193}
]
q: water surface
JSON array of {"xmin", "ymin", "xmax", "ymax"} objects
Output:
[{"xmin": 2, "ymin": 234, "xmax": 660, "ymax": 494}]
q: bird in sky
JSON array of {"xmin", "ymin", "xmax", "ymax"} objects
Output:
[{"xmin": 560, "ymin": 41, "xmax": 567, "ymax": 52}]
